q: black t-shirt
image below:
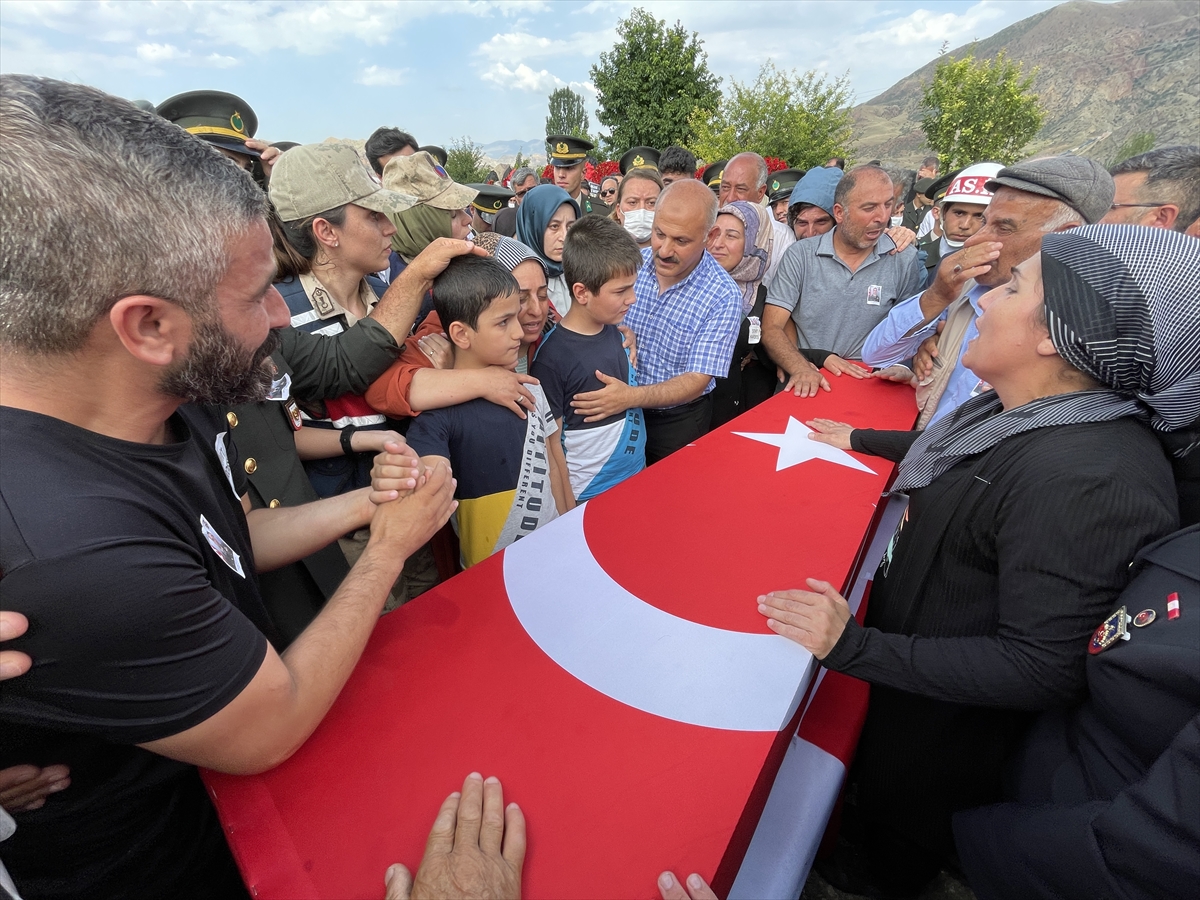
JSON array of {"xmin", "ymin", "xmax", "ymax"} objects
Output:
[{"xmin": 0, "ymin": 404, "xmax": 272, "ymax": 899}]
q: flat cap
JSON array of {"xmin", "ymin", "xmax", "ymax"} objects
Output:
[{"xmin": 986, "ymin": 155, "xmax": 1115, "ymax": 224}]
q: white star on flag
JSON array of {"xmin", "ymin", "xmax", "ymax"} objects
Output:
[{"xmin": 733, "ymin": 416, "xmax": 876, "ymax": 474}]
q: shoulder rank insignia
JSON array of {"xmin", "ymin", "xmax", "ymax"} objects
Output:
[
  {"xmin": 1088, "ymin": 605, "xmax": 1131, "ymax": 655},
  {"xmin": 285, "ymin": 399, "xmax": 303, "ymax": 431},
  {"xmin": 311, "ymin": 286, "xmax": 335, "ymax": 316}
]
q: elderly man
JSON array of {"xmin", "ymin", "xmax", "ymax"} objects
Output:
[
  {"xmin": 862, "ymin": 155, "xmax": 1115, "ymax": 427},
  {"xmin": 570, "ymin": 180, "xmax": 741, "ymax": 463},
  {"xmin": 717, "ymin": 152, "xmax": 797, "ymax": 285},
  {"xmin": 763, "ymin": 165, "xmax": 925, "ymax": 396},
  {"xmin": 1102, "ymin": 144, "xmax": 1200, "ymax": 233},
  {"xmin": 493, "ymin": 165, "xmax": 537, "ymax": 237},
  {"xmin": 0, "ymin": 76, "xmax": 515, "ymax": 899}
]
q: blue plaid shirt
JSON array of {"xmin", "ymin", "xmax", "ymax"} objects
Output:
[{"xmin": 624, "ymin": 248, "xmax": 742, "ymax": 402}]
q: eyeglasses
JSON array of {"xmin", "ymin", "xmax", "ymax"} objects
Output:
[
  {"xmin": 600, "ymin": 189, "xmax": 617, "ymax": 199},
  {"xmin": 514, "ymin": 187, "xmax": 533, "ymax": 199},
  {"xmin": 1109, "ymin": 202, "xmax": 1172, "ymax": 209}
]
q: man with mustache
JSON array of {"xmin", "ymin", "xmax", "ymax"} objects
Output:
[
  {"xmin": 570, "ymin": 179, "xmax": 741, "ymax": 463},
  {"xmin": 763, "ymin": 165, "xmax": 924, "ymax": 397},
  {"xmin": 0, "ymin": 76, "xmax": 459, "ymax": 899}
]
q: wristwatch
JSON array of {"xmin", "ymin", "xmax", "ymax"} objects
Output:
[{"xmin": 339, "ymin": 424, "xmax": 358, "ymax": 457}]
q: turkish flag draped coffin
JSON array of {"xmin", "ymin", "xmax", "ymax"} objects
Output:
[{"xmin": 203, "ymin": 377, "xmax": 917, "ymax": 899}]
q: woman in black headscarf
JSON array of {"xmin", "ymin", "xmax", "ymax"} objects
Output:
[{"xmin": 760, "ymin": 225, "xmax": 1200, "ymax": 897}]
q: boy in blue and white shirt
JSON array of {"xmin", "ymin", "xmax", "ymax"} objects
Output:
[{"xmin": 532, "ymin": 217, "xmax": 646, "ymax": 502}]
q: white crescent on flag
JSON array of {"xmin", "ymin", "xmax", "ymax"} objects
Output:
[{"xmin": 503, "ymin": 506, "xmax": 815, "ymax": 732}]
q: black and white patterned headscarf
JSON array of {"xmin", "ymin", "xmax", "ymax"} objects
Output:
[{"xmin": 894, "ymin": 225, "xmax": 1200, "ymax": 492}]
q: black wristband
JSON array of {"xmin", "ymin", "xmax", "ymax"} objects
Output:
[{"xmin": 339, "ymin": 425, "xmax": 358, "ymax": 457}]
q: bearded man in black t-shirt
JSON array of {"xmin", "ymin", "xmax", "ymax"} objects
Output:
[{"xmin": 0, "ymin": 77, "xmax": 465, "ymax": 900}]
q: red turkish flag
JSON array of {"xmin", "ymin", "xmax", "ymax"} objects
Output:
[{"xmin": 204, "ymin": 378, "xmax": 916, "ymax": 898}]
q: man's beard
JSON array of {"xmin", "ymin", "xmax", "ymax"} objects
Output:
[{"xmin": 158, "ymin": 319, "xmax": 282, "ymax": 406}]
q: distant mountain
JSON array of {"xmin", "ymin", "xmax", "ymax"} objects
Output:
[
  {"xmin": 852, "ymin": 0, "xmax": 1200, "ymax": 166},
  {"xmin": 478, "ymin": 138, "xmax": 547, "ymax": 169}
]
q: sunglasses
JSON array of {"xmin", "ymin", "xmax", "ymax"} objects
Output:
[{"xmin": 600, "ymin": 188, "xmax": 617, "ymax": 199}]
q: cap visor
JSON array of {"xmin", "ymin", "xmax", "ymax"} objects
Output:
[
  {"xmin": 199, "ymin": 135, "xmax": 262, "ymax": 158},
  {"xmin": 984, "ymin": 176, "xmax": 1059, "ymax": 203},
  {"xmin": 424, "ymin": 183, "xmax": 480, "ymax": 211},
  {"xmin": 355, "ymin": 186, "xmax": 419, "ymax": 216}
]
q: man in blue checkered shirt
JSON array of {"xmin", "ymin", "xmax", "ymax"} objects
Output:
[{"xmin": 570, "ymin": 180, "xmax": 741, "ymax": 463}]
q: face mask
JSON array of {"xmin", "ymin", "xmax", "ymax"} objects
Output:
[
  {"xmin": 890, "ymin": 214, "xmax": 903, "ymax": 228},
  {"xmin": 623, "ymin": 208, "xmax": 654, "ymax": 242},
  {"xmin": 944, "ymin": 236, "xmax": 966, "ymax": 249}
]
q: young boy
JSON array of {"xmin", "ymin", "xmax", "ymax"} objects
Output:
[
  {"xmin": 404, "ymin": 256, "xmax": 572, "ymax": 568},
  {"xmin": 531, "ymin": 216, "xmax": 646, "ymax": 502}
]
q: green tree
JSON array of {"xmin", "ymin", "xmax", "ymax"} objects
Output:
[
  {"xmin": 919, "ymin": 49, "xmax": 1045, "ymax": 170},
  {"xmin": 590, "ymin": 7, "xmax": 721, "ymax": 157},
  {"xmin": 688, "ymin": 61, "xmax": 853, "ymax": 170},
  {"xmin": 545, "ymin": 87, "xmax": 590, "ymax": 143},
  {"xmin": 1109, "ymin": 131, "xmax": 1155, "ymax": 166},
  {"xmin": 444, "ymin": 136, "xmax": 489, "ymax": 184}
]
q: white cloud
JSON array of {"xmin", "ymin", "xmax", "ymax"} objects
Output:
[
  {"xmin": 356, "ymin": 64, "xmax": 409, "ymax": 86},
  {"xmin": 476, "ymin": 29, "xmax": 595, "ymax": 62},
  {"xmin": 136, "ymin": 43, "xmax": 183, "ymax": 63},
  {"xmin": 480, "ymin": 61, "xmax": 565, "ymax": 93}
]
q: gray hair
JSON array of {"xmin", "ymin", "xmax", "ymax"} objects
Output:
[
  {"xmin": 0, "ymin": 75, "xmax": 268, "ymax": 355},
  {"xmin": 1040, "ymin": 198, "xmax": 1084, "ymax": 232},
  {"xmin": 1110, "ymin": 144, "xmax": 1200, "ymax": 233},
  {"xmin": 728, "ymin": 152, "xmax": 769, "ymax": 190},
  {"xmin": 884, "ymin": 166, "xmax": 917, "ymax": 199},
  {"xmin": 511, "ymin": 166, "xmax": 537, "ymax": 188}
]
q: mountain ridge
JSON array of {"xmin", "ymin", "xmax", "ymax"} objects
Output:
[{"xmin": 851, "ymin": 0, "xmax": 1200, "ymax": 165}]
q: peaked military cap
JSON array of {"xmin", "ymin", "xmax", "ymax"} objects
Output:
[
  {"xmin": 419, "ymin": 145, "xmax": 448, "ymax": 166},
  {"xmin": 767, "ymin": 168, "xmax": 807, "ymax": 205},
  {"xmin": 700, "ymin": 159, "xmax": 727, "ymax": 191},
  {"xmin": 926, "ymin": 169, "xmax": 959, "ymax": 204},
  {"xmin": 156, "ymin": 90, "xmax": 261, "ymax": 158},
  {"xmin": 547, "ymin": 134, "xmax": 593, "ymax": 167},
  {"xmin": 619, "ymin": 146, "xmax": 659, "ymax": 175},
  {"xmin": 468, "ymin": 183, "xmax": 515, "ymax": 216}
]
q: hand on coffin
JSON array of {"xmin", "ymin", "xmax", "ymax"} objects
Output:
[
  {"xmin": 870, "ymin": 364, "xmax": 917, "ymax": 385},
  {"xmin": 658, "ymin": 871, "xmax": 718, "ymax": 900},
  {"xmin": 805, "ymin": 419, "xmax": 855, "ymax": 450},
  {"xmin": 782, "ymin": 363, "xmax": 831, "ymax": 398},
  {"xmin": 369, "ymin": 440, "xmax": 425, "ymax": 503},
  {"xmin": 757, "ymin": 579, "xmax": 852, "ymax": 659},
  {"xmin": 821, "ymin": 355, "xmax": 869, "ymax": 379},
  {"xmin": 384, "ymin": 772, "xmax": 525, "ymax": 900}
]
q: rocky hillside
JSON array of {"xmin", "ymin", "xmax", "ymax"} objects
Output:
[{"xmin": 852, "ymin": 0, "xmax": 1200, "ymax": 165}]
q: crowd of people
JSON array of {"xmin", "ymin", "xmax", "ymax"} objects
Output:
[{"xmin": 0, "ymin": 74, "xmax": 1198, "ymax": 900}]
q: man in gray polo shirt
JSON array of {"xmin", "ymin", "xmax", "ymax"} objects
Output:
[{"xmin": 763, "ymin": 165, "xmax": 924, "ymax": 396}]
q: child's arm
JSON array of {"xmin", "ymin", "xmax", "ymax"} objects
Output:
[
  {"xmin": 293, "ymin": 426, "xmax": 406, "ymax": 461},
  {"xmin": 547, "ymin": 420, "xmax": 575, "ymax": 512},
  {"xmin": 408, "ymin": 368, "xmax": 539, "ymax": 418}
]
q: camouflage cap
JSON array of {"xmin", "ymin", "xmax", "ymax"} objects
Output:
[
  {"xmin": 269, "ymin": 143, "xmax": 417, "ymax": 222},
  {"xmin": 382, "ymin": 151, "xmax": 478, "ymax": 211}
]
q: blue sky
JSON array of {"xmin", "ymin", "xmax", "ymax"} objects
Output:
[{"xmin": 0, "ymin": 0, "xmax": 1072, "ymax": 150}]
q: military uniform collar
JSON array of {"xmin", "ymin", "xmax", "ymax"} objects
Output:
[{"xmin": 297, "ymin": 273, "xmax": 380, "ymax": 327}]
